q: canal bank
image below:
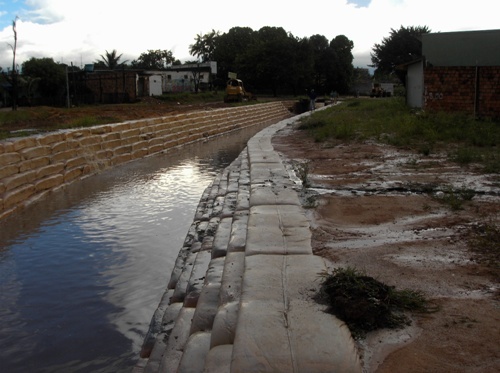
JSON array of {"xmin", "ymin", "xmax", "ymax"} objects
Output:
[
  {"xmin": 135, "ymin": 111, "xmax": 361, "ymax": 372},
  {"xmin": 0, "ymin": 102, "xmax": 293, "ymax": 220},
  {"xmin": 0, "ymin": 122, "xmax": 286, "ymax": 372}
]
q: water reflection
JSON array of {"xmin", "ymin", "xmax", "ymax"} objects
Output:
[{"xmin": 0, "ymin": 126, "xmax": 266, "ymax": 372}]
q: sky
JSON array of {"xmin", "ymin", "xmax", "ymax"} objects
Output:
[{"xmin": 0, "ymin": 0, "xmax": 498, "ymax": 73}]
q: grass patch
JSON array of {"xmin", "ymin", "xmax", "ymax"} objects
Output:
[
  {"xmin": 66, "ymin": 116, "xmax": 118, "ymax": 129},
  {"xmin": 299, "ymin": 98, "xmax": 500, "ymax": 172},
  {"xmin": 316, "ymin": 267, "xmax": 437, "ymax": 338},
  {"xmin": 154, "ymin": 91, "xmax": 225, "ymax": 104},
  {"xmin": 434, "ymin": 185, "xmax": 476, "ymax": 211}
]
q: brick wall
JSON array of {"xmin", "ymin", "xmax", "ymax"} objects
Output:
[
  {"xmin": 424, "ymin": 66, "xmax": 500, "ymax": 119},
  {"xmin": 0, "ymin": 102, "xmax": 293, "ymax": 219}
]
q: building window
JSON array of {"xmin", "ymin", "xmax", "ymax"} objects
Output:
[
  {"xmin": 167, "ymin": 75, "xmax": 172, "ymax": 81},
  {"xmin": 184, "ymin": 75, "xmax": 188, "ymax": 80}
]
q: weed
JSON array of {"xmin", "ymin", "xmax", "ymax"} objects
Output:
[
  {"xmin": 68, "ymin": 116, "xmax": 105, "ymax": 128},
  {"xmin": 295, "ymin": 161, "xmax": 310, "ymax": 187},
  {"xmin": 434, "ymin": 185, "xmax": 476, "ymax": 210},
  {"xmin": 316, "ymin": 267, "xmax": 437, "ymax": 338},
  {"xmin": 302, "ymin": 98, "xmax": 499, "ymax": 172},
  {"xmin": 449, "ymin": 147, "xmax": 483, "ymax": 165}
]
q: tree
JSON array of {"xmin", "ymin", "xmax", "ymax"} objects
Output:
[
  {"xmin": 371, "ymin": 25, "xmax": 431, "ymax": 84},
  {"xmin": 96, "ymin": 49, "xmax": 127, "ymax": 70},
  {"xmin": 286, "ymin": 36, "xmax": 314, "ymax": 96},
  {"xmin": 22, "ymin": 57, "xmax": 66, "ymax": 104},
  {"xmin": 212, "ymin": 27, "xmax": 256, "ymax": 85},
  {"xmin": 131, "ymin": 49, "xmax": 175, "ymax": 70},
  {"xmin": 189, "ymin": 30, "xmax": 220, "ymax": 62},
  {"xmin": 241, "ymin": 27, "xmax": 296, "ymax": 96},
  {"xmin": 328, "ymin": 35, "xmax": 354, "ymax": 93},
  {"xmin": 308, "ymin": 34, "xmax": 331, "ymax": 92}
]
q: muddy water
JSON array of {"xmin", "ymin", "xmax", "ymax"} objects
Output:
[{"xmin": 0, "ymin": 124, "xmax": 269, "ymax": 373}]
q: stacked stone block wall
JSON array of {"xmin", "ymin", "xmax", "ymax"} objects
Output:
[
  {"xmin": 0, "ymin": 102, "xmax": 293, "ymax": 219},
  {"xmin": 424, "ymin": 66, "xmax": 500, "ymax": 119}
]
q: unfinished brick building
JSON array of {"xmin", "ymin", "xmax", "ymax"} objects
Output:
[{"xmin": 405, "ymin": 29, "xmax": 500, "ymax": 119}]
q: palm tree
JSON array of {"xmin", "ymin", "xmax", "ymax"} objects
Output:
[
  {"xmin": 189, "ymin": 30, "xmax": 219, "ymax": 62},
  {"xmin": 97, "ymin": 49, "xmax": 127, "ymax": 69}
]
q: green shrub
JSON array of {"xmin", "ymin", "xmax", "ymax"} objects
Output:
[
  {"xmin": 316, "ymin": 267, "xmax": 437, "ymax": 338},
  {"xmin": 301, "ymin": 98, "xmax": 499, "ymax": 172}
]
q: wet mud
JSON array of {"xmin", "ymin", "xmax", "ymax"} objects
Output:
[{"xmin": 273, "ymin": 124, "xmax": 500, "ymax": 373}]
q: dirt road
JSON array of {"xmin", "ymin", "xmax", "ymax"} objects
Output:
[{"xmin": 272, "ymin": 123, "xmax": 500, "ymax": 373}]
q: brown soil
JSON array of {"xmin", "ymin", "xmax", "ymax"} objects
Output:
[
  {"xmin": 272, "ymin": 124, "xmax": 500, "ymax": 373},
  {"xmin": 1, "ymin": 97, "xmax": 231, "ymax": 133}
]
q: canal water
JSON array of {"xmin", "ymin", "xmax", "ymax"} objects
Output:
[{"xmin": 0, "ymin": 124, "xmax": 270, "ymax": 373}]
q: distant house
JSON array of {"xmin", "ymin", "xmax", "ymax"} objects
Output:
[
  {"xmin": 404, "ymin": 29, "xmax": 500, "ymax": 119},
  {"xmin": 71, "ymin": 61, "xmax": 218, "ymax": 104},
  {"xmin": 149, "ymin": 61, "xmax": 217, "ymax": 93}
]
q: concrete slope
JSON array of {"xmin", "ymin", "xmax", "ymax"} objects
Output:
[{"xmin": 135, "ymin": 111, "xmax": 361, "ymax": 373}]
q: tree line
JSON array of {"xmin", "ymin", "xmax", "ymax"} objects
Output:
[{"xmin": 1, "ymin": 24, "xmax": 430, "ymax": 108}]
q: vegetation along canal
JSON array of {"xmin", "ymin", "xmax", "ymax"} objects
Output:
[{"xmin": 0, "ymin": 124, "xmax": 270, "ymax": 372}]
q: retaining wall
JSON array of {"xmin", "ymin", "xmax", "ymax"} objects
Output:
[
  {"xmin": 0, "ymin": 102, "xmax": 293, "ymax": 220},
  {"xmin": 134, "ymin": 112, "xmax": 362, "ymax": 373}
]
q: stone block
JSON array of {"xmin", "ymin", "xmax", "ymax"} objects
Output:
[
  {"xmin": 12, "ymin": 137, "xmax": 37, "ymax": 151},
  {"xmin": 64, "ymin": 167, "xmax": 83, "ymax": 183},
  {"xmin": 249, "ymin": 183, "xmax": 300, "ymax": 207},
  {"xmin": 246, "ymin": 205, "xmax": 312, "ymax": 256},
  {"xmin": 0, "ymin": 152, "xmax": 21, "ymax": 166},
  {"xmin": 204, "ymin": 257, "xmax": 225, "ymax": 287},
  {"xmin": 210, "ymin": 301, "xmax": 239, "ymax": 348},
  {"xmin": 219, "ymin": 252, "xmax": 245, "ymax": 305},
  {"xmin": 0, "ymin": 164, "xmax": 19, "ymax": 180},
  {"xmin": 189, "ymin": 283, "xmax": 221, "ymax": 334},
  {"xmin": 171, "ymin": 252, "xmax": 197, "ymax": 303},
  {"xmin": 159, "ymin": 307, "xmax": 195, "ymax": 373},
  {"xmin": 232, "ymin": 255, "xmax": 361, "ymax": 373},
  {"xmin": 19, "ymin": 146, "xmax": 51, "ymax": 160},
  {"xmin": 37, "ymin": 132, "xmax": 65, "ymax": 146},
  {"xmin": 177, "ymin": 331, "xmax": 211, "ymax": 373},
  {"xmin": 236, "ymin": 186, "xmax": 250, "ymax": 211},
  {"xmin": 19, "ymin": 156, "xmax": 50, "ymax": 173},
  {"xmin": 35, "ymin": 174, "xmax": 64, "ymax": 191},
  {"xmin": 211, "ymin": 217, "xmax": 232, "ymax": 259},
  {"xmin": 184, "ymin": 251, "xmax": 213, "ymax": 308},
  {"xmin": 3, "ymin": 170, "xmax": 37, "ymax": 192},
  {"xmin": 3, "ymin": 184, "xmax": 36, "ymax": 209},
  {"xmin": 65, "ymin": 156, "xmax": 87, "ymax": 169},
  {"xmin": 78, "ymin": 135, "xmax": 103, "ymax": 147},
  {"xmin": 221, "ymin": 191, "xmax": 237, "ymax": 218},
  {"xmin": 52, "ymin": 149, "xmax": 79, "ymax": 163}
]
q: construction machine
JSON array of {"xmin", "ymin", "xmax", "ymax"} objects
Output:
[{"xmin": 224, "ymin": 78, "xmax": 253, "ymax": 102}]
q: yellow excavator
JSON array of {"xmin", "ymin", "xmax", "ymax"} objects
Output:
[{"xmin": 224, "ymin": 78, "xmax": 253, "ymax": 102}]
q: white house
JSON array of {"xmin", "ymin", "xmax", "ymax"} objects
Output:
[{"xmin": 144, "ymin": 61, "xmax": 217, "ymax": 94}]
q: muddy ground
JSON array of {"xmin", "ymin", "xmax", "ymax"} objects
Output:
[{"xmin": 272, "ymin": 123, "xmax": 500, "ymax": 373}]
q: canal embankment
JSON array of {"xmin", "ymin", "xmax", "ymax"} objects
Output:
[
  {"xmin": 0, "ymin": 102, "xmax": 293, "ymax": 220},
  {"xmin": 134, "ymin": 111, "xmax": 361, "ymax": 372}
]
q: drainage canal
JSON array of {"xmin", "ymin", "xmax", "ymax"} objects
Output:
[{"xmin": 0, "ymin": 124, "xmax": 269, "ymax": 373}]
